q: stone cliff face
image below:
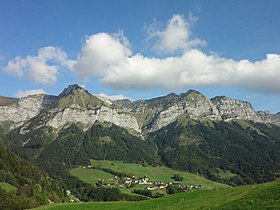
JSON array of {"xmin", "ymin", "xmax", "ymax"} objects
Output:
[
  {"xmin": 211, "ymin": 96, "xmax": 261, "ymax": 122},
  {"xmin": 0, "ymin": 84, "xmax": 279, "ymax": 133},
  {"xmin": 0, "ymin": 94, "xmax": 57, "ymax": 129},
  {"xmin": 46, "ymin": 106, "xmax": 140, "ymax": 132},
  {"xmin": 21, "ymin": 85, "xmax": 141, "ymax": 133},
  {"xmin": 115, "ymin": 90, "xmax": 280, "ymax": 132},
  {"xmin": 146, "ymin": 90, "xmax": 221, "ymax": 132}
]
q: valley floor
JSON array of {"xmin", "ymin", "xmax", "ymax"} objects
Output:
[{"xmin": 33, "ymin": 180, "xmax": 280, "ymax": 210}]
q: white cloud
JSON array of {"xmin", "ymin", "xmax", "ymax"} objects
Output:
[
  {"xmin": 2, "ymin": 56, "xmax": 26, "ymax": 77},
  {"xmin": 98, "ymin": 93, "xmax": 130, "ymax": 101},
  {"xmin": 145, "ymin": 14, "xmax": 206, "ymax": 54},
  {"xmin": 75, "ymin": 32, "xmax": 131, "ymax": 80},
  {"xmin": 2, "ymin": 46, "xmax": 76, "ymax": 85},
  {"xmin": 74, "ymin": 15, "xmax": 280, "ymax": 93},
  {"xmin": 15, "ymin": 89, "xmax": 47, "ymax": 98}
]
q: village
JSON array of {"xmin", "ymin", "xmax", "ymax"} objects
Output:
[
  {"xmin": 78, "ymin": 165, "xmax": 202, "ymax": 196},
  {"xmin": 96, "ymin": 174, "xmax": 201, "ymax": 192}
]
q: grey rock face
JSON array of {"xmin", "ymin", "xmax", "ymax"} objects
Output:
[
  {"xmin": 0, "ymin": 85, "xmax": 279, "ymax": 134},
  {"xmin": 257, "ymin": 111, "xmax": 272, "ymax": 123},
  {"xmin": 147, "ymin": 90, "xmax": 221, "ymax": 132},
  {"xmin": 211, "ymin": 96, "xmax": 261, "ymax": 122},
  {"xmin": 181, "ymin": 90, "xmax": 220, "ymax": 120},
  {"xmin": 46, "ymin": 106, "xmax": 140, "ymax": 132},
  {"xmin": 0, "ymin": 94, "xmax": 57, "ymax": 129}
]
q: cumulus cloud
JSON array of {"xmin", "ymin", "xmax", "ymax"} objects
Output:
[
  {"xmin": 15, "ymin": 89, "xmax": 47, "ymax": 98},
  {"xmin": 145, "ymin": 14, "xmax": 206, "ymax": 54},
  {"xmin": 74, "ymin": 14, "xmax": 280, "ymax": 93},
  {"xmin": 2, "ymin": 46, "xmax": 76, "ymax": 85},
  {"xmin": 75, "ymin": 31, "xmax": 131, "ymax": 80}
]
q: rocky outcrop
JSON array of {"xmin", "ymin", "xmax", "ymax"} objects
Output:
[
  {"xmin": 147, "ymin": 90, "xmax": 221, "ymax": 132},
  {"xmin": 58, "ymin": 84, "xmax": 83, "ymax": 98},
  {"xmin": 256, "ymin": 111, "xmax": 272, "ymax": 123},
  {"xmin": 181, "ymin": 90, "xmax": 220, "ymax": 120},
  {"xmin": 46, "ymin": 106, "xmax": 140, "ymax": 132},
  {"xmin": 0, "ymin": 94, "xmax": 57, "ymax": 129},
  {"xmin": 211, "ymin": 96, "xmax": 261, "ymax": 122}
]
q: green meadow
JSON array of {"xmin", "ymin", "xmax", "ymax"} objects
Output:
[
  {"xmin": 33, "ymin": 180, "xmax": 280, "ymax": 210},
  {"xmin": 70, "ymin": 168, "xmax": 113, "ymax": 186}
]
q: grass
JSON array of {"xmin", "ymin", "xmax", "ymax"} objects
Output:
[
  {"xmin": 33, "ymin": 180, "xmax": 280, "ymax": 210},
  {"xmin": 70, "ymin": 168, "xmax": 113, "ymax": 186},
  {"xmin": 0, "ymin": 182, "xmax": 17, "ymax": 192},
  {"xmin": 90, "ymin": 160, "xmax": 228, "ymax": 189}
]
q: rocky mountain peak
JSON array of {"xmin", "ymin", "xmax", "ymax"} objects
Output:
[
  {"xmin": 58, "ymin": 84, "xmax": 85, "ymax": 98},
  {"xmin": 180, "ymin": 89, "xmax": 204, "ymax": 98}
]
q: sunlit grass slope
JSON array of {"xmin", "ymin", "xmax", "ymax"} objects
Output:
[{"xmin": 34, "ymin": 180, "xmax": 280, "ymax": 210}]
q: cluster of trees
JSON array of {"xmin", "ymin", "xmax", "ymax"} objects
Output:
[
  {"xmin": 166, "ymin": 185, "xmax": 186, "ymax": 194},
  {"xmin": 172, "ymin": 174, "xmax": 183, "ymax": 182}
]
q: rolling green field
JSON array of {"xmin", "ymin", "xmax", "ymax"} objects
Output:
[
  {"xmin": 89, "ymin": 160, "xmax": 228, "ymax": 189},
  {"xmin": 70, "ymin": 168, "xmax": 113, "ymax": 186},
  {"xmin": 33, "ymin": 180, "xmax": 280, "ymax": 210},
  {"xmin": 0, "ymin": 182, "xmax": 17, "ymax": 192}
]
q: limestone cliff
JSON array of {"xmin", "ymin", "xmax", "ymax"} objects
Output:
[
  {"xmin": 211, "ymin": 96, "xmax": 261, "ymax": 121},
  {"xmin": 146, "ymin": 90, "xmax": 221, "ymax": 132},
  {"xmin": 0, "ymin": 84, "xmax": 279, "ymax": 134},
  {"xmin": 0, "ymin": 94, "xmax": 57, "ymax": 129}
]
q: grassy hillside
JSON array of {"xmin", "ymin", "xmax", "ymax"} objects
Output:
[
  {"xmin": 70, "ymin": 168, "xmax": 113, "ymax": 186},
  {"xmin": 33, "ymin": 180, "xmax": 280, "ymax": 210},
  {"xmin": 88, "ymin": 160, "xmax": 228, "ymax": 189}
]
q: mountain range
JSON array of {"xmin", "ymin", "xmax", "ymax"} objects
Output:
[
  {"xmin": 1, "ymin": 84, "xmax": 279, "ymax": 134},
  {"xmin": 1, "ymin": 84, "xmax": 280, "ymax": 207}
]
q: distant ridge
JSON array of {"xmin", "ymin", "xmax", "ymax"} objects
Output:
[{"xmin": 0, "ymin": 95, "xmax": 18, "ymax": 106}]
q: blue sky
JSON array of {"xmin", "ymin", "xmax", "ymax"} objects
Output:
[{"xmin": 0, "ymin": 0, "xmax": 280, "ymax": 112}]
